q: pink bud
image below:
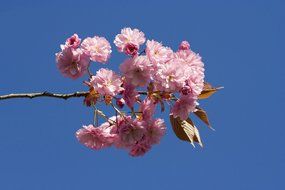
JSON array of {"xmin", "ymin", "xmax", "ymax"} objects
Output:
[
  {"xmin": 124, "ymin": 43, "xmax": 139, "ymax": 56},
  {"xmin": 65, "ymin": 34, "xmax": 81, "ymax": 49},
  {"xmin": 181, "ymin": 85, "xmax": 191, "ymax": 95},
  {"xmin": 179, "ymin": 41, "xmax": 190, "ymax": 50},
  {"xmin": 116, "ymin": 98, "xmax": 125, "ymax": 109}
]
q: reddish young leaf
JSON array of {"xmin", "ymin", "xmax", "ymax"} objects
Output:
[
  {"xmin": 194, "ymin": 107, "xmax": 212, "ymax": 129},
  {"xmin": 198, "ymin": 82, "xmax": 223, "ymax": 99},
  {"xmin": 170, "ymin": 115, "xmax": 203, "ymax": 147},
  {"xmin": 170, "ymin": 114, "xmax": 189, "ymax": 141}
]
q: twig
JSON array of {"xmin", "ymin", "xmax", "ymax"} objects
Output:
[
  {"xmin": 0, "ymin": 91, "xmax": 148, "ymax": 101},
  {"xmin": 0, "ymin": 91, "xmax": 89, "ymax": 100},
  {"xmin": 87, "ymin": 67, "xmax": 93, "ymax": 78}
]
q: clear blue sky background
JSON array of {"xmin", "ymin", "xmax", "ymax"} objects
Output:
[{"xmin": 0, "ymin": 0, "xmax": 284, "ymax": 189}]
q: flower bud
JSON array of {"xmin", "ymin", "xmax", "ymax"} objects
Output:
[
  {"xmin": 116, "ymin": 98, "xmax": 125, "ymax": 109},
  {"xmin": 179, "ymin": 41, "xmax": 190, "ymax": 50},
  {"xmin": 124, "ymin": 43, "xmax": 139, "ymax": 56},
  {"xmin": 65, "ymin": 34, "xmax": 81, "ymax": 49},
  {"xmin": 181, "ymin": 85, "xmax": 191, "ymax": 95}
]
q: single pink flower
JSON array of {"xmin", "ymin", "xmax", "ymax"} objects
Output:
[
  {"xmin": 122, "ymin": 82, "xmax": 139, "ymax": 108},
  {"xmin": 146, "ymin": 40, "xmax": 173, "ymax": 65},
  {"xmin": 81, "ymin": 36, "xmax": 111, "ymax": 63},
  {"xmin": 56, "ymin": 47, "xmax": 90, "ymax": 79},
  {"xmin": 171, "ymin": 95, "xmax": 198, "ymax": 120},
  {"xmin": 129, "ymin": 141, "xmax": 151, "ymax": 157},
  {"xmin": 75, "ymin": 123, "xmax": 117, "ymax": 150},
  {"xmin": 186, "ymin": 71, "xmax": 204, "ymax": 97},
  {"xmin": 145, "ymin": 118, "xmax": 166, "ymax": 145},
  {"xmin": 139, "ymin": 98, "xmax": 156, "ymax": 121},
  {"xmin": 115, "ymin": 116, "xmax": 146, "ymax": 148},
  {"xmin": 90, "ymin": 68, "xmax": 124, "ymax": 96},
  {"xmin": 178, "ymin": 40, "xmax": 190, "ymax": 50},
  {"xmin": 152, "ymin": 59, "xmax": 187, "ymax": 92},
  {"xmin": 65, "ymin": 34, "xmax": 81, "ymax": 49},
  {"xmin": 114, "ymin": 27, "xmax": 145, "ymax": 56},
  {"xmin": 120, "ymin": 55, "xmax": 152, "ymax": 87},
  {"xmin": 175, "ymin": 49, "xmax": 205, "ymax": 96}
]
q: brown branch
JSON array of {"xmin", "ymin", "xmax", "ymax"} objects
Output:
[
  {"xmin": 0, "ymin": 91, "xmax": 148, "ymax": 101},
  {"xmin": 0, "ymin": 91, "xmax": 89, "ymax": 100}
]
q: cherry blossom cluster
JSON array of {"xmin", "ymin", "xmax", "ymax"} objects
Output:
[{"xmin": 55, "ymin": 27, "xmax": 205, "ymax": 156}]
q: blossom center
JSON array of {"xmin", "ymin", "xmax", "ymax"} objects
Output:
[{"xmin": 167, "ymin": 75, "xmax": 174, "ymax": 82}]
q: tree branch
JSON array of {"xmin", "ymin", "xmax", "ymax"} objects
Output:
[
  {"xmin": 0, "ymin": 91, "xmax": 89, "ymax": 100},
  {"xmin": 0, "ymin": 91, "xmax": 148, "ymax": 101}
]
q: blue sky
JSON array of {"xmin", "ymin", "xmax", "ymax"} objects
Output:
[{"xmin": 0, "ymin": 0, "xmax": 284, "ymax": 189}]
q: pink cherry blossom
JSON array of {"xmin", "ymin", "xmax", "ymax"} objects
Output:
[
  {"xmin": 115, "ymin": 116, "xmax": 146, "ymax": 148},
  {"xmin": 55, "ymin": 28, "xmax": 216, "ymax": 157},
  {"xmin": 122, "ymin": 82, "xmax": 139, "ymax": 108},
  {"xmin": 146, "ymin": 40, "xmax": 173, "ymax": 65},
  {"xmin": 81, "ymin": 36, "xmax": 111, "ymax": 63},
  {"xmin": 90, "ymin": 68, "xmax": 124, "ymax": 96},
  {"xmin": 120, "ymin": 55, "xmax": 152, "ymax": 87},
  {"xmin": 114, "ymin": 28, "xmax": 145, "ymax": 56},
  {"xmin": 175, "ymin": 49, "xmax": 205, "ymax": 96},
  {"xmin": 139, "ymin": 98, "xmax": 156, "ymax": 121},
  {"xmin": 65, "ymin": 34, "xmax": 81, "ymax": 49},
  {"xmin": 56, "ymin": 47, "xmax": 90, "ymax": 79},
  {"xmin": 152, "ymin": 59, "xmax": 187, "ymax": 92},
  {"xmin": 145, "ymin": 118, "xmax": 166, "ymax": 145},
  {"xmin": 171, "ymin": 95, "xmax": 198, "ymax": 120},
  {"xmin": 178, "ymin": 40, "xmax": 190, "ymax": 50},
  {"xmin": 129, "ymin": 141, "xmax": 151, "ymax": 157},
  {"xmin": 75, "ymin": 123, "xmax": 117, "ymax": 150}
]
